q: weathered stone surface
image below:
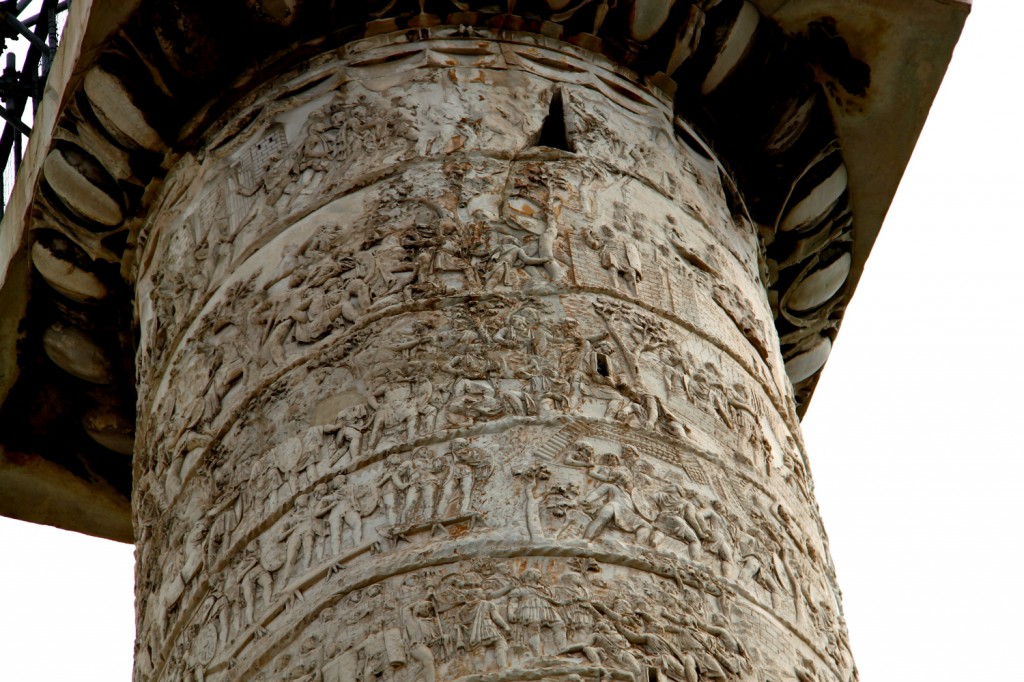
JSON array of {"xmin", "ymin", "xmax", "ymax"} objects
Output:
[
  {"xmin": 42, "ymin": 322, "xmax": 114, "ymax": 385},
  {"xmin": 133, "ymin": 36, "xmax": 851, "ymax": 682},
  {"xmin": 43, "ymin": 146, "xmax": 124, "ymax": 228},
  {"xmin": 31, "ymin": 239, "xmax": 109, "ymax": 302},
  {"xmin": 82, "ymin": 406, "xmax": 136, "ymax": 456},
  {"xmin": 0, "ymin": 0, "xmax": 969, "ymax": 545},
  {"xmin": 83, "ymin": 67, "xmax": 164, "ymax": 152},
  {"xmin": 0, "ymin": 1, "xmax": 971, "ymax": 680}
]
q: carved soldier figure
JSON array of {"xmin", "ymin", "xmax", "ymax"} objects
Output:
[
  {"xmin": 317, "ymin": 475, "xmax": 366, "ymax": 555},
  {"xmin": 352, "ymin": 586, "xmax": 405, "ymax": 682},
  {"xmin": 378, "ymin": 455, "xmax": 415, "ymax": 525},
  {"xmin": 557, "ymin": 572, "xmax": 600, "ymax": 640},
  {"xmin": 202, "ymin": 340, "xmax": 246, "ymax": 422},
  {"xmin": 485, "ymin": 234, "xmax": 543, "ymax": 288},
  {"xmin": 581, "ymin": 456, "xmax": 657, "ymax": 546},
  {"xmin": 402, "ymin": 447, "xmax": 440, "ymax": 522},
  {"xmin": 299, "ymin": 110, "xmax": 331, "ymax": 177},
  {"xmin": 239, "ymin": 545, "xmax": 275, "ymax": 627},
  {"xmin": 564, "ymin": 441, "xmax": 596, "ymax": 468},
  {"xmin": 270, "ymin": 431, "xmax": 305, "ymax": 493},
  {"xmin": 696, "ymin": 499, "xmax": 735, "ymax": 577},
  {"xmin": 583, "ymin": 225, "xmax": 642, "ymax": 295},
  {"xmin": 737, "ymin": 533, "xmax": 787, "ymax": 610},
  {"xmin": 650, "ymin": 484, "xmax": 704, "ymax": 560},
  {"xmin": 628, "ymin": 615, "xmax": 703, "ymax": 682},
  {"xmin": 462, "ymin": 586, "xmax": 511, "ymax": 668},
  {"xmin": 705, "ymin": 613, "xmax": 749, "ymax": 675},
  {"xmin": 559, "ymin": 620, "xmax": 643, "ymax": 681},
  {"xmin": 180, "ymin": 521, "xmax": 207, "ymax": 591},
  {"xmin": 282, "ymin": 493, "xmax": 320, "ymax": 583},
  {"xmin": 368, "ymin": 377, "xmax": 420, "ymax": 448},
  {"xmin": 400, "ymin": 600, "xmax": 440, "ymax": 682},
  {"xmin": 249, "ymin": 443, "xmax": 287, "ymax": 517},
  {"xmin": 504, "ymin": 195, "xmax": 566, "ymax": 281},
  {"xmin": 325, "ymin": 403, "xmax": 369, "ymax": 469},
  {"xmin": 438, "ymin": 438, "xmax": 491, "ymax": 516},
  {"xmin": 419, "ymin": 215, "xmax": 481, "ymax": 288},
  {"xmin": 500, "ymin": 568, "xmax": 568, "ymax": 657}
]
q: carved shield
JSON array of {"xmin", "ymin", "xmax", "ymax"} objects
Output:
[
  {"xmin": 259, "ymin": 537, "xmax": 287, "ymax": 572},
  {"xmin": 322, "ymin": 649, "xmax": 358, "ymax": 682},
  {"xmin": 631, "ymin": 488, "xmax": 660, "ymax": 523},
  {"xmin": 625, "ymin": 242, "xmax": 643, "ymax": 276},
  {"xmin": 194, "ymin": 623, "xmax": 218, "ymax": 665},
  {"xmin": 382, "ymin": 628, "xmax": 407, "ymax": 665},
  {"xmin": 355, "ymin": 484, "xmax": 380, "ymax": 517}
]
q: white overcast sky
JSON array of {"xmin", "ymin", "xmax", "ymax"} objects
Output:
[{"xmin": 0, "ymin": 2, "xmax": 1018, "ymax": 680}]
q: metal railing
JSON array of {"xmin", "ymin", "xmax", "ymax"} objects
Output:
[{"xmin": 0, "ymin": 0, "xmax": 68, "ymax": 217}]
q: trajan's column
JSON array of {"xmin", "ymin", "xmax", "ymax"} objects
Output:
[{"xmin": 0, "ymin": 2, "xmax": 966, "ymax": 681}]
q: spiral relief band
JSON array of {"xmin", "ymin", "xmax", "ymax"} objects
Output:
[{"xmin": 133, "ymin": 36, "xmax": 851, "ymax": 682}]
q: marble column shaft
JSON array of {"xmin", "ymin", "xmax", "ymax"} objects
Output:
[{"xmin": 132, "ymin": 32, "xmax": 852, "ymax": 682}]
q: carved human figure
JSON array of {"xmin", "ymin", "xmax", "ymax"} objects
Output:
[
  {"xmin": 696, "ymin": 499, "xmax": 735, "ymax": 577},
  {"xmin": 705, "ymin": 613, "xmax": 749, "ymax": 675},
  {"xmin": 274, "ymin": 427, "xmax": 321, "ymax": 493},
  {"xmin": 325, "ymin": 404, "xmax": 369, "ymax": 469},
  {"xmin": 418, "ymin": 215, "xmax": 481, "ymax": 288},
  {"xmin": 442, "ymin": 350, "xmax": 505, "ymax": 424},
  {"xmin": 205, "ymin": 475, "xmax": 242, "ymax": 566},
  {"xmin": 400, "ymin": 379, "xmax": 432, "ymax": 437},
  {"xmin": 299, "ymin": 111, "xmax": 331, "ymax": 177},
  {"xmin": 368, "ymin": 379, "xmax": 420, "ymax": 448},
  {"xmin": 650, "ymin": 484, "xmax": 704, "ymax": 560},
  {"xmin": 500, "ymin": 568, "xmax": 567, "ymax": 657},
  {"xmin": 737, "ymin": 534, "xmax": 786, "ymax": 609},
  {"xmin": 180, "ymin": 521, "xmax": 207, "ymax": 588},
  {"xmin": 202, "ymin": 341, "xmax": 246, "ymax": 421},
  {"xmin": 282, "ymin": 493, "xmax": 320, "ymax": 583},
  {"xmin": 581, "ymin": 455, "xmax": 657, "ymax": 546},
  {"xmin": 688, "ymin": 363, "xmax": 732, "ymax": 425},
  {"xmin": 401, "ymin": 447, "xmax": 440, "ymax": 522},
  {"xmin": 794, "ymin": 657, "xmax": 825, "ymax": 682},
  {"xmin": 171, "ymin": 426, "xmax": 213, "ymax": 496},
  {"xmin": 560, "ymin": 441, "xmax": 593, "ymax": 469},
  {"xmin": 293, "ymin": 284, "xmax": 342, "ymax": 344},
  {"xmin": 633, "ymin": 619, "xmax": 703, "ymax": 682},
  {"xmin": 317, "ymin": 475, "xmax": 365, "ymax": 555},
  {"xmin": 377, "ymin": 455, "xmax": 415, "ymax": 525},
  {"xmin": 559, "ymin": 620, "xmax": 643, "ymax": 681},
  {"xmin": 584, "ymin": 225, "xmax": 642, "ymax": 295},
  {"xmin": 462, "ymin": 586, "xmax": 511, "ymax": 668},
  {"xmin": 557, "ymin": 572, "xmax": 599, "ymax": 640},
  {"xmin": 400, "ymin": 600, "xmax": 439, "ymax": 682},
  {"xmin": 249, "ymin": 441, "xmax": 287, "ymax": 517},
  {"xmin": 484, "ymin": 234, "xmax": 544, "ymax": 288},
  {"xmin": 438, "ymin": 438, "xmax": 491, "ymax": 516},
  {"xmin": 353, "ymin": 632, "xmax": 400, "ymax": 682},
  {"xmin": 239, "ymin": 547, "xmax": 275, "ymax": 627}
]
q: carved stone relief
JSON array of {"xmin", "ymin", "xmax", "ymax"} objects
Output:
[{"xmin": 133, "ymin": 34, "xmax": 851, "ymax": 682}]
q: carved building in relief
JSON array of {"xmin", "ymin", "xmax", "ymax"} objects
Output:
[{"xmin": 0, "ymin": 1, "xmax": 967, "ymax": 681}]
